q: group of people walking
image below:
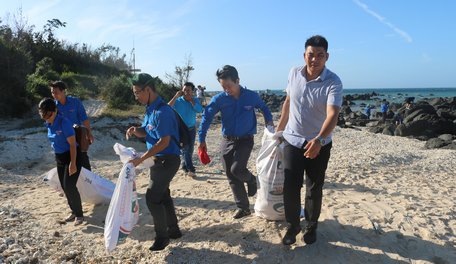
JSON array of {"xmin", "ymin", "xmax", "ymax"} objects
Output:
[{"xmin": 39, "ymin": 35, "xmax": 343, "ymax": 251}]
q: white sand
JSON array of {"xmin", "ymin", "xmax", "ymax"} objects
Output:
[{"xmin": 1, "ymin": 108, "xmax": 455, "ymax": 263}]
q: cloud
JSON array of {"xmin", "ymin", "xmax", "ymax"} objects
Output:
[{"xmin": 353, "ymin": 0, "xmax": 412, "ymax": 43}]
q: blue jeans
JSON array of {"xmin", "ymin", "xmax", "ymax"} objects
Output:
[{"xmin": 181, "ymin": 127, "xmax": 196, "ymax": 173}]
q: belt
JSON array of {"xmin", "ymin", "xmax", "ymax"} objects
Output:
[{"xmin": 223, "ymin": 135, "xmax": 254, "ymax": 141}]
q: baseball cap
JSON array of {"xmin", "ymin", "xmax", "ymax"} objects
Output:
[{"xmin": 130, "ymin": 73, "xmax": 154, "ymax": 87}]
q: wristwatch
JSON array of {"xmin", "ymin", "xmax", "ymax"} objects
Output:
[{"xmin": 316, "ymin": 136, "xmax": 326, "ymax": 146}]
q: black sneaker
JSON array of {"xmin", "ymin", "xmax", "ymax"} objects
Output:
[
  {"xmin": 168, "ymin": 227, "xmax": 183, "ymax": 239},
  {"xmin": 149, "ymin": 238, "xmax": 170, "ymax": 251},
  {"xmin": 303, "ymin": 228, "xmax": 317, "ymax": 244},
  {"xmin": 282, "ymin": 225, "xmax": 302, "ymax": 245},
  {"xmin": 247, "ymin": 176, "xmax": 257, "ymax": 197},
  {"xmin": 233, "ymin": 209, "xmax": 251, "ymax": 219}
]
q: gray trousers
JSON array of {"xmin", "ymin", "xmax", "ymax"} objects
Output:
[
  {"xmin": 146, "ymin": 155, "xmax": 180, "ymax": 239},
  {"xmin": 220, "ymin": 137, "xmax": 255, "ymax": 210}
]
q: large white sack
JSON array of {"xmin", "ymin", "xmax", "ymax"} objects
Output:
[
  {"xmin": 104, "ymin": 143, "xmax": 152, "ymax": 252},
  {"xmin": 104, "ymin": 163, "xmax": 139, "ymax": 252},
  {"xmin": 43, "ymin": 167, "xmax": 115, "ymax": 204},
  {"xmin": 254, "ymin": 129, "xmax": 285, "ymax": 221}
]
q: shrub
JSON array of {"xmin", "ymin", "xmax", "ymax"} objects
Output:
[{"xmin": 100, "ymin": 74, "xmax": 134, "ymax": 110}]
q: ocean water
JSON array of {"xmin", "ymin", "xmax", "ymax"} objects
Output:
[
  {"xmin": 259, "ymin": 87, "xmax": 456, "ymax": 101},
  {"xmin": 258, "ymin": 87, "xmax": 456, "ymax": 112}
]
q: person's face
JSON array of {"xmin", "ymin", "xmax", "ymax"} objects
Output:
[
  {"xmin": 39, "ymin": 109, "xmax": 55, "ymax": 123},
  {"xmin": 50, "ymin": 87, "xmax": 65, "ymax": 101},
  {"xmin": 219, "ymin": 78, "xmax": 240, "ymax": 96},
  {"xmin": 304, "ymin": 46, "xmax": 328, "ymax": 74},
  {"xmin": 132, "ymin": 85, "xmax": 150, "ymax": 105},
  {"xmin": 182, "ymin": 85, "xmax": 193, "ymax": 99}
]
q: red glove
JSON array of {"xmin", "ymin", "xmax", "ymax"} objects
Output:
[{"xmin": 198, "ymin": 148, "xmax": 211, "ymax": 165}]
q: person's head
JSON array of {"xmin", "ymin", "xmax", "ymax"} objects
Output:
[
  {"xmin": 182, "ymin": 82, "xmax": 195, "ymax": 100},
  {"xmin": 49, "ymin": 80, "xmax": 67, "ymax": 102},
  {"xmin": 304, "ymin": 35, "xmax": 329, "ymax": 75},
  {"xmin": 38, "ymin": 97, "xmax": 57, "ymax": 122},
  {"xmin": 130, "ymin": 73, "xmax": 157, "ymax": 105},
  {"xmin": 216, "ymin": 65, "xmax": 240, "ymax": 96}
]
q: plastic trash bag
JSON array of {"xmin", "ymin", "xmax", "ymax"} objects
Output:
[
  {"xmin": 104, "ymin": 143, "xmax": 153, "ymax": 252},
  {"xmin": 254, "ymin": 129, "xmax": 285, "ymax": 220},
  {"xmin": 43, "ymin": 167, "xmax": 115, "ymax": 205}
]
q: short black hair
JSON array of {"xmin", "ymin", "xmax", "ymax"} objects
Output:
[
  {"xmin": 216, "ymin": 65, "xmax": 239, "ymax": 82},
  {"xmin": 49, "ymin": 80, "xmax": 67, "ymax": 91},
  {"xmin": 184, "ymin": 82, "xmax": 195, "ymax": 90},
  {"xmin": 305, "ymin": 35, "xmax": 328, "ymax": 52},
  {"xmin": 38, "ymin": 97, "xmax": 56, "ymax": 113}
]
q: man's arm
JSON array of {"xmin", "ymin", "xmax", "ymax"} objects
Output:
[
  {"xmin": 130, "ymin": 136, "xmax": 171, "ymax": 167},
  {"xmin": 255, "ymin": 94, "xmax": 274, "ymax": 126},
  {"xmin": 82, "ymin": 119, "xmax": 93, "ymax": 144},
  {"xmin": 303, "ymin": 105, "xmax": 340, "ymax": 159},
  {"xmin": 198, "ymin": 97, "xmax": 219, "ymax": 146},
  {"xmin": 126, "ymin": 126, "xmax": 147, "ymax": 139},
  {"xmin": 276, "ymin": 96, "xmax": 290, "ymax": 131},
  {"xmin": 168, "ymin": 90, "xmax": 183, "ymax": 107}
]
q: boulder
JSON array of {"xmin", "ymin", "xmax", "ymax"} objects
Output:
[
  {"xmin": 424, "ymin": 138, "xmax": 449, "ymax": 149},
  {"xmin": 438, "ymin": 134, "xmax": 454, "ymax": 141}
]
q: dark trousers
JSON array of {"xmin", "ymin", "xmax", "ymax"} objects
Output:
[
  {"xmin": 283, "ymin": 141, "xmax": 332, "ymax": 230},
  {"xmin": 220, "ymin": 137, "xmax": 255, "ymax": 210},
  {"xmin": 80, "ymin": 151, "xmax": 91, "ymax": 171},
  {"xmin": 181, "ymin": 128, "xmax": 196, "ymax": 173},
  {"xmin": 55, "ymin": 150, "xmax": 83, "ymax": 217},
  {"xmin": 146, "ymin": 155, "xmax": 180, "ymax": 239}
]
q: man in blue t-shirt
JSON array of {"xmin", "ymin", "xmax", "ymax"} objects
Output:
[
  {"xmin": 50, "ymin": 81, "xmax": 93, "ymax": 171},
  {"xmin": 38, "ymin": 98, "xmax": 84, "ymax": 226},
  {"xmin": 168, "ymin": 81, "xmax": 203, "ymax": 178},
  {"xmin": 198, "ymin": 65, "xmax": 274, "ymax": 219},
  {"xmin": 380, "ymin": 99, "xmax": 389, "ymax": 122},
  {"xmin": 126, "ymin": 73, "xmax": 181, "ymax": 252}
]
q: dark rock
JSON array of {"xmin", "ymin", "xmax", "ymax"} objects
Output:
[
  {"xmin": 394, "ymin": 120, "xmax": 431, "ymax": 137},
  {"xmin": 368, "ymin": 126, "xmax": 384, "ymax": 134},
  {"xmin": 438, "ymin": 134, "xmax": 454, "ymax": 141},
  {"xmin": 442, "ymin": 143, "xmax": 456, "ymax": 150},
  {"xmin": 425, "ymin": 138, "xmax": 449, "ymax": 149},
  {"xmin": 382, "ymin": 124, "xmax": 396, "ymax": 136}
]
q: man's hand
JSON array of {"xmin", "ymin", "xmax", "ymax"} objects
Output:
[
  {"xmin": 87, "ymin": 131, "xmax": 94, "ymax": 144},
  {"xmin": 69, "ymin": 162, "xmax": 77, "ymax": 176},
  {"xmin": 175, "ymin": 90, "xmax": 184, "ymax": 97},
  {"xmin": 198, "ymin": 142, "xmax": 207, "ymax": 152},
  {"xmin": 129, "ymin": 157, "xmax": 142, "ymax": 168},
  {"xmin": 303, "ymin": 139, "xmax": 321, "ymax": 159},
  {"xmin": 126, "ymin": 126, "xmax": 136, "ymax": 140}
]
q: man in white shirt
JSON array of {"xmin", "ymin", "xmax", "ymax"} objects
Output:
[{"xmin": 277, "ymin": 35, "xmax": 343, "ymax": 245}]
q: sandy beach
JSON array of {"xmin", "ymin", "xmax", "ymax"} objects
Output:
[{"xmin": 1, "ymin": 104, "xmax": 456, "ymax": 263}]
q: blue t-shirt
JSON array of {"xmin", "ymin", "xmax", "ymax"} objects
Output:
[
  {"xmin": 142, "ymin": 97, "xmax": 180, "ymax": 156},
  {"xmin": 381, "ymin": 103, "xmax": 389, "ymax": 113},
  {"xmin": 55, "ymin": 96, "xmax": 88, "ymax": 125},
  {"xmin": 198, "ymin": 86, "xmax": 273, "ymax": 143},
  {"xmin": 46, "ymin": 114, "xmax": 75, "ymax": 154},
  {"xmin": 172, "ymin": 96, "xmax": 203, "ymax": 128}
]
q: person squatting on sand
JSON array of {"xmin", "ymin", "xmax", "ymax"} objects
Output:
[
  {"xmin": 38, "ymin": 98, "xmax": 85, "ymax": 226},
  {"xmin": 126, "ymin": 73, "xmax": 182, "ymax": 251},
  {"xmin": 50, "ymin": 80, "xmax": 94, "ymax": 171},
  {"xmin": 198, "ymin": 65, "xmax": 274, "ymax": 219},
  {"xmin": 277, "ymin": 35, "xmax": 343, "ymax": 245},
  {"xmin": 168, "ymin": 82, "xmax": 203, "ymax": 178}
]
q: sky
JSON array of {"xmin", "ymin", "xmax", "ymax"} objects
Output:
[{"xmin": 2, "ymin": 0, "xmax": 456, "ymax": 91}]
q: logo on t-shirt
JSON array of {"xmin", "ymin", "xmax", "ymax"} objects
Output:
[
  {"xmin": 147, "ymin": 124, "xmax": 154, "ymax": 131},
  {"xmin": 56, "ymin": 130, "xmax": 62, "ymax": 135},
  {"xmin": 244, "ymin": 105, "xmax": 253, "ymax": 111}
]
